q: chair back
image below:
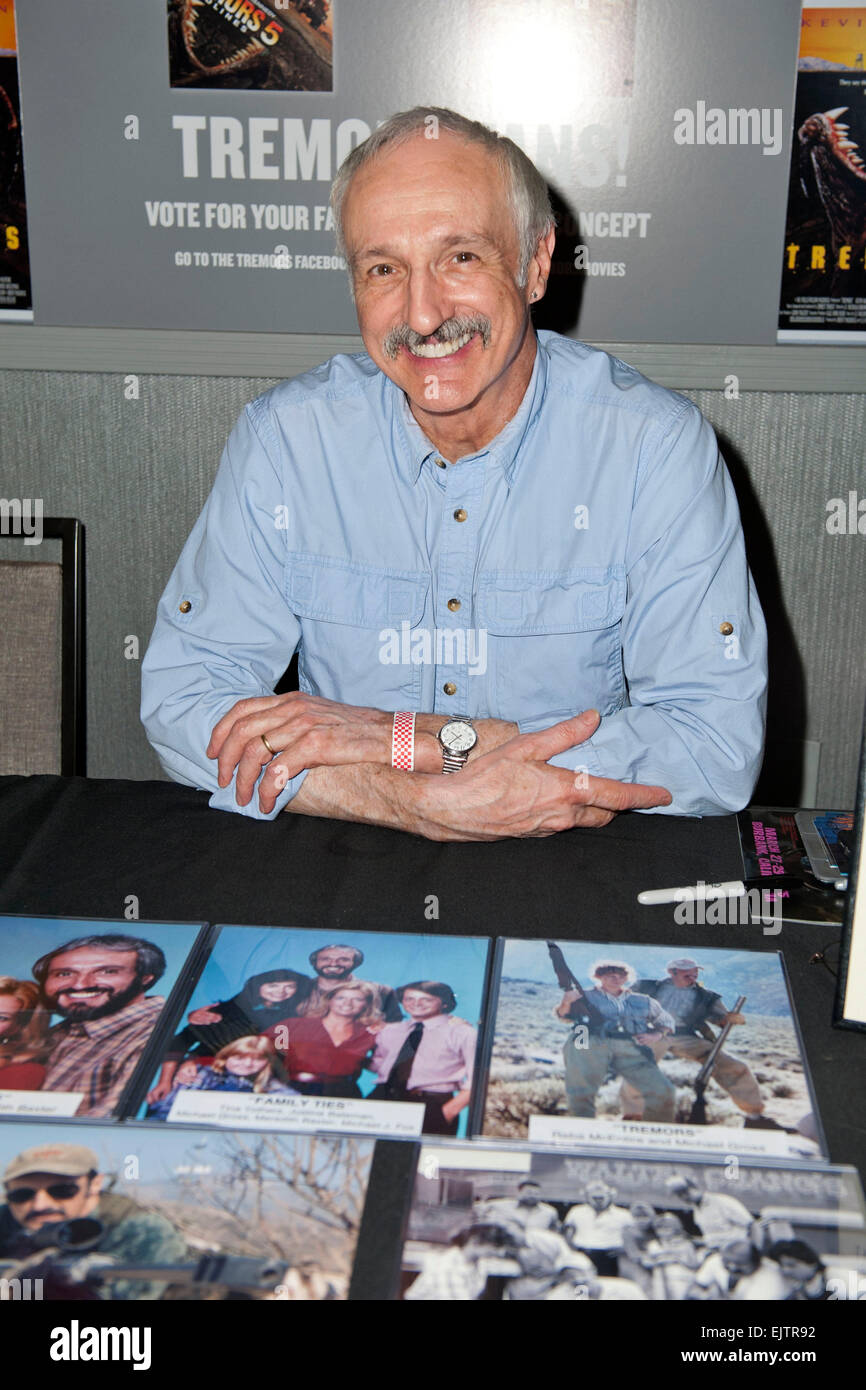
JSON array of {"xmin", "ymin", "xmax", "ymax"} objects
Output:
[{"xmin": 0, "ymin": 517, "xmax": 85, "ymax": 775}]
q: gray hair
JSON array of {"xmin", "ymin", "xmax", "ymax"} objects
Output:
[{"xmin": 330, "ymin": 106, "xmax": 554, "ymax": 287}]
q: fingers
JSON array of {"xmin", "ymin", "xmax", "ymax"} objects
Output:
[
  {"xmin": 207, "ymin": 694, "xmax": 287, "ymax": 759},
  {"xmin": 508, "ymin": 709, "xmax": 601, "ymax": 763},
  {"xmin": 211, "ymin": 694, "xmax": 314, "ymax": 798},
  {"xmin": 572, "ymin": 774, "xmax": 672, "ymax": 813}
]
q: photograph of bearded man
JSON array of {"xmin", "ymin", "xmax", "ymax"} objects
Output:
[{"xmin": 34, "ymin": 934, "xmax": 167, "ymax": 1118}]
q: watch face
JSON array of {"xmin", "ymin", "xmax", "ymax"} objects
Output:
[{"xmin": 441, "ymin": 721, "xmax": 477, "ymax": 753}]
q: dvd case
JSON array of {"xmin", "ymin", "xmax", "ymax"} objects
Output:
[
  {"xmin": 0, "ymin": 916, "xmax": 209, "ymax": 1121},
  {"xmin": 401, "ymin": 1143, "xmax": 866, "ymax": 1301},
  {"xmin": 738, "ymin": 808, "xmax": 847, "ymax": 926},
  {"xmin": 475, "ymin": 938, "xmax": 826, "ymax": 1163},
  {"xmin": 0, "ymin": 1118, "xmax": 377, "ymax": 1300},
  {"xmin": 138, "ymin": 923, "xmax": 491, "ymax": 1141}
]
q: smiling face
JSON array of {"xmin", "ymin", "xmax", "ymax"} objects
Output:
[
  {"xmin": 43, "ymin": 947, "xmax": 149, "ymax": 1022},
  {"xmin": 258, "ymin": 980, "xmax": 298, "ymax": 1004},
  {"xmin": 313, "ymin": 949, "xmax": 358, "ymax": 982},
  {"xmin": 224, "ymin": 1051, "xmax": 268, "ymax": 1078},
  {"xmin": 400, "ymin": 988, "xmax": 445, "ymax": 1020},
  {"xmin": 0, "ymin": 995, "xmax": 24, "ymax": 1040},
  {"xmin": 328, "ymin": 988, "xmax": 368, "ymax": 1020},
  {"xmin": 343, "ymin": 130, "xmax": 553, "ymax": 455}
]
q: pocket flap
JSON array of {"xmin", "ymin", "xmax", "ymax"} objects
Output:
[
  {"xmin": 287, "ymin": 553, "xmax": 428, "ymax": 628},
  {"xmin": 477, "ymin": 566, "xmax": 626, "ymax": 635}
]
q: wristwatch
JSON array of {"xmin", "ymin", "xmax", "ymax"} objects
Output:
[{"xmin": 437, "ymin": 716, "xmax": 477, "ymax": 773}]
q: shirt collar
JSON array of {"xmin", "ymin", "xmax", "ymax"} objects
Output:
[
  {"xmin": 387, "ymin": 335, "xmax": 548, "ymax": 488},
  {"xmin": 400, "ymin": 1012, "xmax": 449, "ymax": 1030}
]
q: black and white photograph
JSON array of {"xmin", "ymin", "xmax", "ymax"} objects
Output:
[{"xmin": 402, "ymin": 1145, "xmax": 866, "ymax": 1301}]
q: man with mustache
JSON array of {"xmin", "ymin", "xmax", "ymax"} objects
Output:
[
  {"xmin": 35, "ymin": 935, "xmax": 167, "ymax": 1118},
  {"xmin": 0, "ymin": 1141, "xmax": 186, "ymax": 1300},
  {"xmin": 142, "ymin": 106, "xmax": 766, "ymax": 838}
]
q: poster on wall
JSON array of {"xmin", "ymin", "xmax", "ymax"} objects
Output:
[
  {"xmin": 0, "ymin": 0, "xmax": 32, "ymax": 320},
  {"xmin": 13, "ymin": 0, "xmax": 800, "ymax": 340},
  {"xmin": 778, "ymin": 3, "xmax": 866, "ymax": 341},
  {"xmin": 167, "ymin": 0, "xmax": 333, "ymax": 92}
]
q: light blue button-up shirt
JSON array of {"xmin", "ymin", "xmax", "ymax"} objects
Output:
[{"xmin": 141, "ymin": 331, "xmax": 767, "ymax": 820}]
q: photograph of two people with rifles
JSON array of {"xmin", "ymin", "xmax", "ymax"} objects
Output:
[{"xmin": 479, "ymin": 939, "xmax": 823, "ymax": 1162}]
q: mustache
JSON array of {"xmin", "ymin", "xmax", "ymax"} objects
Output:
[{"xmin": 382, "ymin": 314, "xmax": 492, "ymax": 359}]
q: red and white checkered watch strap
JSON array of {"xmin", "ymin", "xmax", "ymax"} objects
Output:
[{"xmin": 391, "ymin": 711, "xmax": 416, "ymax": 771}]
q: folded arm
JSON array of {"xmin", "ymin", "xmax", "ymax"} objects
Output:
[{"xmin": 518, "ymin": 405, "xmax": 768, "ymax": 815}]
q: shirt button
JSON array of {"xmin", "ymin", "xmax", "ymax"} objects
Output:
[
  {"xmin": 447, "ymin": 598, "xmax": 461, "ymax": 612},
  {"xmin": 435, "ymin": 458, "xmax": 447, "ymax": 469},
  {"xmin": 719, "ymin": 621, "xmax": 734, "ymax": 636},
  {"xmin": 179, "ymin": 600, "xmax": 192, "ymax": 614},
  {"xmin": 443, "ymin": 682, "xmax": 457, "ymax": 696},
  {"xmin": 453, "ymin": 508, "xmax": 468, "ymax": 522}
]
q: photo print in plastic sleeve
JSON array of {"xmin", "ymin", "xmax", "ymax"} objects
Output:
[
  {"xmin": 400, "ymin": 1144, "xmax": 866, "ymax": 1301},
  {"xmin": 476, "ymin": 939, "xmax": 826, "ymax": 1162},
  {"xmin": 0, "ymin": 915, "xmax": 208, "ymax": 1121},
  {"xmin": 0, "ymin": 1119, "xmax": 374, "ymax": 1301},
  {"xmin": 167, "ymin": 0, "xmax": 333, "ymax": 92},
  {"xmin": 140, "ymin": 924, "xmax": 491, "ymax": 1140}
]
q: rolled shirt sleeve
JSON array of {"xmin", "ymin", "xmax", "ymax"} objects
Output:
[
  {"xmin": 141, "ymin": 404, "xmax": 306, "ymax": 819},
  {"xmin": 536, "ymin": 402, "xmax": 767, "ymax": 815},
  {"xmin": 646, "ymin": 997, "xmax": 676, "ymax": 1032}
]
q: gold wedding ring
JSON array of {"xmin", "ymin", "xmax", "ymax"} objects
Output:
[{"xmin": 261, "ymin": 733, "xmax": 278, "ymax": 757}]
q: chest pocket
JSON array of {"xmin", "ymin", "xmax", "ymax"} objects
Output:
[
  {"xmin": 476, "ymin": 566, "xmax": 627, "ymax": 716},
  {"xmin": 286, "ymin": 553, "xmax": 429, "ymax": 706},
  {"xmin": 477, "ymin": 566, "xmax": 625, "ymax": 634}
]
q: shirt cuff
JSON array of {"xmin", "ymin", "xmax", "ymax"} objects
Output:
[
  {"xmin": 516, "ymin": 710, "xmax": 607, "ymax": 779},
  {"xmin": 208, "ymin": 765, "xmax": 310, "ymax": 821}
]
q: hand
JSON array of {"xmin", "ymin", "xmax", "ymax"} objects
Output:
[
  {"xmin": 188, "ymin": 1005, "xmax": 222, "ymax": 1025},
  {"xmin": 723, "ymin": 1012, "xmax": 745, "ymax": 1026},
  {"xmin": 414, "ymin": 711, "xmax": 672, "ymax": 841},
  {"xmin": 147, "ymin": 1076, "xmax": 173, "ymax": 1103},
  {"xmin": 208, "ymin": 692, "xmax": 392, "ymax": 810},
  {"xmin": 556, "ymin": 989, "xmax": 582, "ymax": 1019},
  {"xmin": 440, "ymin": 1089, "xmax": 471, "ymax": 1124},
  {"xmin": 633, "ymin": 1032, "xmax": 662, "ymax": 1046}
]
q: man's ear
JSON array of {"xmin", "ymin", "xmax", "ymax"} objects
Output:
[
  {"xmin": 139, "ymin": 974, "xmax": 156, "ymax": 991},
  {"xmin": 527, "ymin": 225, "xmax": 556, "ymax": 303},
  {"xmin": 88, "ymin": 1173, "xmax": 105, "ymax": 1199}
]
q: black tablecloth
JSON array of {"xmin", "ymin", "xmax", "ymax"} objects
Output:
[{"xmin": 0, "ymin": 774, "xmax": 862, "ymax": 1179}]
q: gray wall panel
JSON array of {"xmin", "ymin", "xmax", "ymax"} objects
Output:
[
  {"xmin": 684, "ymin": 388, "xmax": 866, "ymax": 807},
  {"xmin": 1, "ymin": 367, "xmax": 864, "ymax": 804}
]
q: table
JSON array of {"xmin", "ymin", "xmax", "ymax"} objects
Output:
[{"xmin": 1, "ymin": 773, "xmax": 862, "ymax": 1184}]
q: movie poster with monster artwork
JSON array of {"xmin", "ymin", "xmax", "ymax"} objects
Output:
[
  {"xmin": 0, "ymin": 0, "xmax": 32, "ymax": 319},
  {"xmin": 167, "ymin": 0, "xmax": 333, "ymax": 92},
  {"xmin": 778, "ymin": 4, "xmax": 866, "ymax": 340}
]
